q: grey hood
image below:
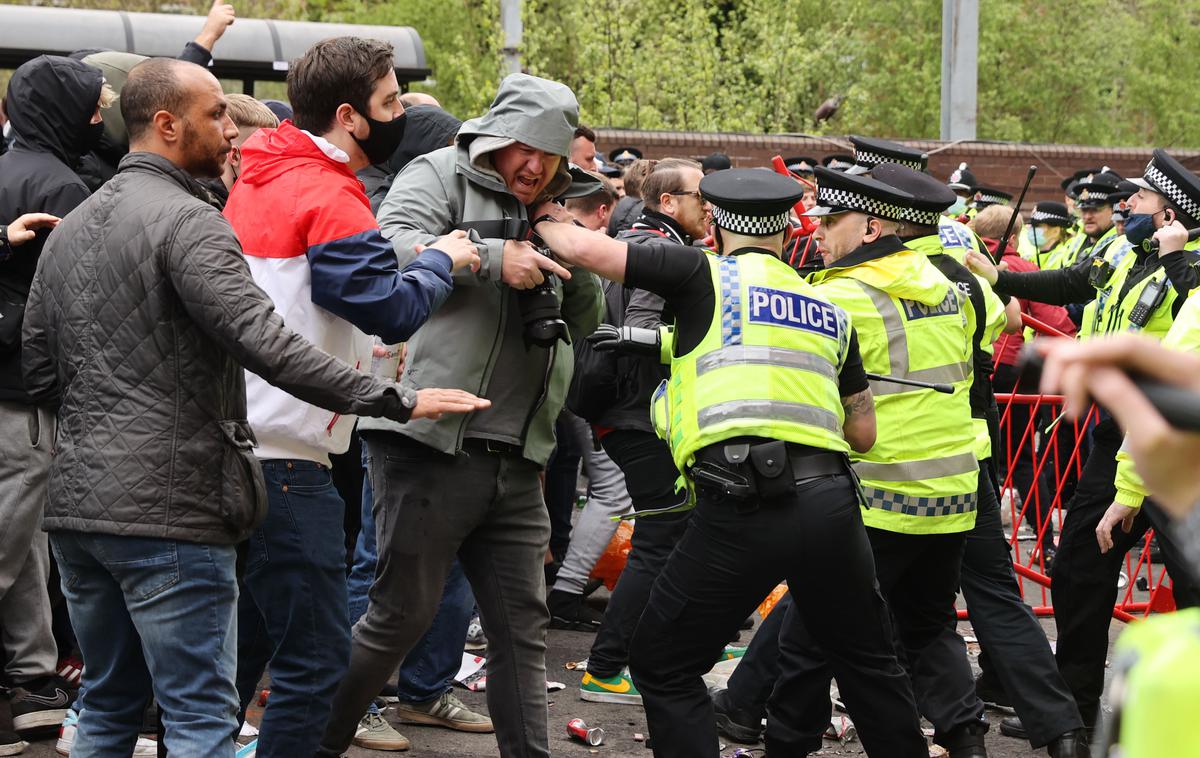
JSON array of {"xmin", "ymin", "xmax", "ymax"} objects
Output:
[{"xmin": 456, "ymin": 73, "xmax": 579, "ymax": 201}]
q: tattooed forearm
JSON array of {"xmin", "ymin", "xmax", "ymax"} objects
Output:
[{"xmin": 841, "ymin": 389, "xmax": 874, "ymax": 418}]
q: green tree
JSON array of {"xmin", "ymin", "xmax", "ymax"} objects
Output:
[
  {"xmin": 6, "ymin": 0, "xmax": 1200, "ymax": 146},
  {"xmin": 306, "ymin": 0, "xmax": 503, "ymax": 118}
]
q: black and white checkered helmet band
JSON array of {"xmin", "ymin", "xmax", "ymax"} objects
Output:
[
  {"xmin": 711, "ymin": 206, "xmax": 791, "ymax": 235},
  {"xmin": 854, "ymin": 150, "xmax": 924, "ymax": 172},
  {"xmin": 1031, "ymin": 209, "xmax": 1070, "ymax": 225},
  {"xmin": 1076, "ymin": 186, "xmax": 1109, "ymax": 204},
  {"xmin": 897, "ymin": 206, "xmax": 943, "ymax": 226},
  {"xmin": 1146, "ymin": 164, "xmax": 1200, "ymax": 221},
  {"xmin": 975, "ymin": 192, "xmax": 1010, "ymax": 206},
  {"xmin": 816, "ymin": 186, "xmax": 907, "ymax": 221}
]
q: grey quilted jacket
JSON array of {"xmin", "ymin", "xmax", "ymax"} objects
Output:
[{"xmin": 22, "ymin": 152, "xmax": 417, "ymax": 544}]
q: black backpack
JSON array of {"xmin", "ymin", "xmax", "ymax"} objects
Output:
[{"xmin": 566, "ymin": 280, "xmax": 632, "ymax": 422}]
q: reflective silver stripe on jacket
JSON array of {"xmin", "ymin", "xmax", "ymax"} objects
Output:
[
  {"xmin": 694, "ymin": 345, "xmax": 838, "ymax": 381},
  {"xmin": 862, "ymin": 487, "xmax": 978, "ymax": 517},
  {"xmin": 697, "ymin": 400, "xmax": 841, "ymax": 434},
  {"xmin": 854, "ymin": 280, "xmax": 969, "ymax": 395},
  {"xmin": 853, "ymin": 452, "xmax": 978, "ymax": 483}
]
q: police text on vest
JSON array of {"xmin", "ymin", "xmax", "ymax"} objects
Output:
[{"xmin": 747, "ymin": 286, "xmax": 840, "ymax": 339}]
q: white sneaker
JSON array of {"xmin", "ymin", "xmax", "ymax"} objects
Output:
[
  {"xmin": 56, "ymin": 709, "xmax": 158, "ymax": 757},
  {"xmin": 464, "ymin": 617, "xmax": 487, "ymax": 651}
]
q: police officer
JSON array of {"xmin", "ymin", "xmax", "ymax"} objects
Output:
[
  {"xmin": 821, "ymin": 153, "xmax": 855, "ymax": 172},
  {"xmin": 1023, "ymin": 201, "xmax": 1075, "ymax": 270},
  {"xmin": 1098, "ymin": 289, "xmax": 1200, "ymax": 757},
  {"xmin": 947, "ymin": 162, "xmax": 978, "ymax": 221},
  {"xmin": 973, "ymin": 185, "xmax": 1014, "ymax": 213},
  {"xmin": 1110, "ymin": 180, "xmax": 1139, "ymax": 238},
  {"xmin": 966, "ymin": 149, "xmax": 1200, "ymax": 736},
  {"xmin": 876, "ymin": 164, "xmax": 1090, "ymax": 757},
  {"xmin": 530, "ymin": 169, "xmax": 927, "ymax": 758},
  {"xmin": 1057, "ymin": 169, "xmax": 1123, "ymax": 270},
  {"xmin": 844, "ymin": 135, "xmax": 927, "ymax": 176},
  {"xmin": 841, "ymin": 137, "xmax": 990, "ymax": 268},
  {"xmin": 798, "ymin": 166, "xmax": 990, "ymax": 756},
  {"xmin": 609, "ymin": 146, "xmax": 643, "ymax": 167}
]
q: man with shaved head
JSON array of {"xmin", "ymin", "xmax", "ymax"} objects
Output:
[{"xmin": 21, "ymin": 58, "xmax": 484, "ymax": 756}]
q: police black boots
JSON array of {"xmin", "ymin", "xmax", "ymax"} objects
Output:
[
  {"xmin": 1047, "ymin": 728, "xmax": 1090, "ymax": 758},
  {"xmin": 941, "ymin": 719, "xmax": 988, "ymax": 757}
]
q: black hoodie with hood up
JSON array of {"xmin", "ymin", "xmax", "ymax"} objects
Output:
[
  {"xmin": 357, "ymin": 105, "xmax": 463, "ymax": 215},
  {"xmin": 0, "ymin": 54, "xmax": 103, "ymax": 401}
]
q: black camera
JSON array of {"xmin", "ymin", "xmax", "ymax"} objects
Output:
[{"xmin": 517, "ymin": 253, "xmax": 568, "ymax": 348}]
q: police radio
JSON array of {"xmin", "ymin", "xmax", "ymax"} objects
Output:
[{"xmin": 1127, "ymin": 277, "xmax": 1168, "ymax": 328}]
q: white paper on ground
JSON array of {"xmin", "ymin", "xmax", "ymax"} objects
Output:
[{"xmin": 453, "ymin": 652, "xmax": 566, "ymax": 692}]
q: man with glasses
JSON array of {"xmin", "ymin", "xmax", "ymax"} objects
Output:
[{"xmin": 574, "ymin": 158, "xmax": 714, "ymax": 704}]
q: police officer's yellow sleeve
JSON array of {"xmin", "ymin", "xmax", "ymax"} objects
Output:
[
  {"xmin": 1114, "ymin": 447, "xmax": 1147, "ymax": 509},
  {"xmin": 976, "ymin": 274, "xmax": 1008, "ymax": 351},
  {"xmin": 1113, "ymin": 287, "xmax": 1200, "ymax": 508}
]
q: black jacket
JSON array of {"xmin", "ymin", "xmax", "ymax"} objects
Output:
[
  {"xmin": 74, "ymin": 42, "xmax": 215, "ymax": 192},
  {"xmin": 358, "ymin": 105, "xmax": 463, "ymax": 215},
  {"xmin": 0, "ymin": 55, "xmax": 103, "ymax": 402},
  {"xmin": 594, "ymin": 212, "xmax": 693, "ymax": 432},
  {"xmin": 23, "ymin": 152, "xmax": 417, "ymax": 544},
  {"xmin": 994, "ymin": 244, "xmax": 1199, "ymax": 316},
  {"xmin": 608, "ymin": 195, "xmax": 645, "ymax": 236}
]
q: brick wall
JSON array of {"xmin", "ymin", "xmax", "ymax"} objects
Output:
[{"xmin": 595, "ymin": 129, "xmax": 1200, "ymax": 210}]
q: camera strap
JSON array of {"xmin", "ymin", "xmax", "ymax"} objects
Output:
[{"xmin": 455, "ymin": 218, "xmax": 531, "ymax": 241}]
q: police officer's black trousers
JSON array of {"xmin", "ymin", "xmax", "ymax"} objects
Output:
[
  {"xmin": 779, "ymin": 525, "xmax": 981, "ymax": 750},
  {"xmin": 589, "ymin": 429, "xmax": 690, "ymax": 679},
  {"xmin": 721, "ymin": 465, "xmax": 1076, "ymax": 746},
  {"xmin": 722, "ymin": 591, "xmax": 793, "ymax": 725},
  {"xmin": 627, "ymin": 473, "xmax": 926, "ymax": 758},
  {"xmin": 1051, "ymin": 419, "xmax": 1200, "ymax": 723},
  {"xmin": 952, "ymin": 462, "xmax": 1083, "ymax": 747}
]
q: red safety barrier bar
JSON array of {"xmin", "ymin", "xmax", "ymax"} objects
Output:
[{"xmin": 956, "ymin": 314, "xmax": 1175, "ymax": 623}]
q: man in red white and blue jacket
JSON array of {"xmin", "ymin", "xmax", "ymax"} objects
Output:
[{"xmin": 222, "ymin": 37, "xmax": 483, "ymax": 758}]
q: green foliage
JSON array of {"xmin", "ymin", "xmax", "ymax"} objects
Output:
[
  {"xmin": 526, "ymin": 0, "xmax": 1200, "ymax": 146},
  {"xmin": 317, "ymin": 0, "xmax": 503, "ymax": 118},
  {"xmin": 5, "ymin": 0, "xmax": 1200, "ymax": 145}
]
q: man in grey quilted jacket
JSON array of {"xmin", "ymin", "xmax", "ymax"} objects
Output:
[{"xmin": 20, "ymin": 58, "xmax": 486, "ymax": 757}]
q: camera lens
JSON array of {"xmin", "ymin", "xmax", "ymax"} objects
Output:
[{"xmin": 517, "ymin": 273, "xmax": 569, "ymax": 348}]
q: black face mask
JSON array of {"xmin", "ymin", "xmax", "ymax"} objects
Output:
[
  {"xmin": 355, "ymin": 112, "xmax": 406, "ymax": 166},
  {"xmin": 81, "ymin": 121, "xmax": 106, "ymax": 154}
]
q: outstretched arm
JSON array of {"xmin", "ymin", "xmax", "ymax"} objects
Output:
[{"xmin": 532, "ymin": 206, "xmax": 630, "ymax": 283}]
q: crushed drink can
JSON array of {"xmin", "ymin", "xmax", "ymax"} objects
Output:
[{"xmin": 567, "ymin": 718, "xmax": 604, "ymax": 746}]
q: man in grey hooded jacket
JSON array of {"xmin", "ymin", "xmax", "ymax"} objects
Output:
[{"xmin": 319, "ymin": 74, "xmax": 603, "ymax": 758}]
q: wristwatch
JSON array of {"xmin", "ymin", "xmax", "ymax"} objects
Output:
[{"xmin": 0, "ymin": 224, "xmax": 8, "ymax": 247}]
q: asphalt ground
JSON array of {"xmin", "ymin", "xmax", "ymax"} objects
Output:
[{"xmin": 19, "ymin": 587, "xmax": 1126, "ymax": 757}]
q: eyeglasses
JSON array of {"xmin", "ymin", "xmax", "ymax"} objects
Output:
[{"xmin": 669, "ymin": 190, "xmax": 704, "ymax": 201}]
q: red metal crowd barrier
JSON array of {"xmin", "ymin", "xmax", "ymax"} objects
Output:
[{"xmin": 958, "ymin": 314, "xmax": 1176, "ymax": 623}]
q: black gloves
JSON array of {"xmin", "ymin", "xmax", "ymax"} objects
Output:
[{"xmin": 585, "ymin": 324, "xmax": 661, "ymax": 357}]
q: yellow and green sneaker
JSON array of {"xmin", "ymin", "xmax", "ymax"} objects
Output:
[{"xmin": 579, "ymin": 672, "xmax": 643, "ymax": 705}]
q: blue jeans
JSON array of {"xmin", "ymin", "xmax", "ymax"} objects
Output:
[
  {"xmin": 348, "ymin": 441, "xmax": 475, "ymax": 704},
  {"xmin": 235, "ymin": 460, "xmax": 350, "ymax": 758},
  {"xmin": 50, "ymin": 531, "xmax": 239, "ymax": 758}
]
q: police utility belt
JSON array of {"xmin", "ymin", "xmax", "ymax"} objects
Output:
[{"xmin": 690, "ymin": 438, "xmax": 855, "ymax": 504}]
